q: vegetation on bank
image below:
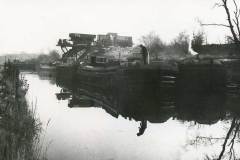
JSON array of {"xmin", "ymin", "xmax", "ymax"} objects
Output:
[
  {"xmin": 141, "ymin": 0, "xmax": 240, "ymax": 60},
  {"xmin": 139, "ymin": 30, "xmax": 240, "ymax": 60},
  {"xmin": 0, "ymin": 53, "xmax": 38, "ymax": 65},
  {"xmin": 26, "ymin": 50, "xmax": 61, "ymax": 65},
  {"xmin": 140, "ymin": 31, "xmax": 206, "ymax": 60},
  {"xmin": 0, "ymin": 50, "xmax": 61, "ymax": 68},
  {"xmin": 0, "ymin": 62, "xmax": 45, "ymax": 160}
]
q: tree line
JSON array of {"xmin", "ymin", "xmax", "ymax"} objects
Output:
[
  {"xmin": 140, "ymin": 31, "xmax": 205, "ymax": 60},
  {"xmin": 141, "ymin": 0, "xmax": 240, "ymax": 60},
  {"xmin": 25, "ymin": 50, "xmax": 61, "ymax": 65}
]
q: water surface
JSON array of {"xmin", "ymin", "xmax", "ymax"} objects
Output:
[{"xmin": 24, "ymin": 73, "xmax": 240, "ymax": 160}]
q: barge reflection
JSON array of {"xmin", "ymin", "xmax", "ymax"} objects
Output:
[
  {"xmin": 21, "ymin": 71, "xmax": 240, "ymax": 160},
  {"xmin": 55, "ymin": 73, "xmax": 240, "ymax": 134},
  {"xmin": 54, "ymin": 72, "xmax": 240, "ymax": 159}
]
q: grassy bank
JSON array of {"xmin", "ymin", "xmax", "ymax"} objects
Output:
[{"xmin": 0, "ymin": 62, "xmax": 45, "ymax": 160}]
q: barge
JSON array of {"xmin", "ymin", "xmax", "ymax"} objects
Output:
[
  {"xmin": 55, "ymin": 32, "xmax": 227, "ymax": 94},
  {"xmin": 56, "ymin": 33, "xmax": 177, "ymax": 91},
  {"xmin": 177, "ymin": 58, "xmax": 227, "ymax": 93}
]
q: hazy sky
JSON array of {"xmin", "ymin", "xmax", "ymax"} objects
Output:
[{"xmin": 0, "ymin": 0, "xmax": 234, "ymax": 54}]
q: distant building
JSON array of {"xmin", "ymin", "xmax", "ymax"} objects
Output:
[{"xmin": 97, "ymin": 33, "xmax": 133, "ymax": 47}]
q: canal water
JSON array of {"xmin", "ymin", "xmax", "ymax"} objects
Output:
[{"xmin": 23, "ymin": 72, "xmax": 240, "ymax": 160}]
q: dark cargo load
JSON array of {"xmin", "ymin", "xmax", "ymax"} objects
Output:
[{"xmin": 69, "ymin": 33, "xmax": 96, "ymax": 45}]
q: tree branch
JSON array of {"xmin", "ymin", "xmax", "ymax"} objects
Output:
[
  {"xmin": 201, "ymin": 23, "xmax": 230, "ymax": 28},
  {"xmin": 227, "ymin": 121, "xmax": 240, "ymax": 160},
  {"xmin": 233, "ymin": 0, "xmax": 240, "ymax": 39},
  {"xmin": 213, "ymin": 2, "xmax": 224, "ymax": 8},
  {"xmin": 217, "ymin": 118, "xmax": 236, "ymax": 160},
  {"xmin": 233, "ymin": 19, "xmax": 240, "ymax": 38},
  {"xmin": 221, "ymin": 0, "xmax": 239, "ymax": 43}
]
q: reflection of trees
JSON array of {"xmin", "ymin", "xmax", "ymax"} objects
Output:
[
  {"xmin": 217, "ymin": 118, "xmax": 240, "ymax": 160},
  {"xmin": 190, "ymin": 118, "xmax": 240, "ymax": 160}
]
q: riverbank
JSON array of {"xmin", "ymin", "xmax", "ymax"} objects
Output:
[{"xmin": 0, "ymin": 62, "xmax": 44, "ymax": 160}]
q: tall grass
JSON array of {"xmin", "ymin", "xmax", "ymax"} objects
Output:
[{"xmin": 0, "ymin": 61, "xmax": 46, "ymax": 160}]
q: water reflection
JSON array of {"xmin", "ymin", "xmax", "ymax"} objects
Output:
[
  {"xmin": 24, "ymin": 72, "xmax": 240, "ymax": 160},
  {"xmin": 55, "ymin": 70, "xmax": 240, "ymax": 159},
  {"xmin": 137, "ymin": 120, "xmax": 147, "ymax": 136},
  {"xmin": 55, "ymin": 74, "xmax": 238, "ymax": 129},
  {"xmin": 176, "ymin": 92, "xmax": 226, "ymax": 125}
]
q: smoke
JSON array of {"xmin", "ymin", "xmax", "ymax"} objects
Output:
[{"xmin": 188, "ymin": 34, "xmax": 198, "ymax": 56}]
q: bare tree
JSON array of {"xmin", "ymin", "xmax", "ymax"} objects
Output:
[
  {"xmin": 49, "ymin": 50, "xmax": 61, "ymax": 62},
  {"xmin": 190, "ymin": 118, "xmax": 240, "ymax": 160},
  {"xmin": 171, "ymin": 32, "xmax": 189, "ymax": 55},
  {"xmin": 140, "ymin": 32, "xmax": 165, "ymax": 59},
  {"xmin": 201, "ymin": 0, "xmax": 240, "ymax": 49},
  {"xmin": 217, "ymin": 118, "xmax": 240, "ymax": 160},
  {"xmin": 192, "ymin": 31, "xmax": 206, "ymax": 53}
]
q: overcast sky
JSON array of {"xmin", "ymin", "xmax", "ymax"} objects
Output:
[{"xmin": 0, "ymin": 0, "xmax": 234, "ymax": 54}]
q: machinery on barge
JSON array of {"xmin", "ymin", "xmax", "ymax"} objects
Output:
[
  {"xmin": 56, "ymin": 32, "xmax": 227, "ymax": 94},
  {"xmin": 56, "ymin": 33, "xmax": 177, "ymax": 92},
  {"xmin": 56, "ymin": 32, "xmax": 148, "ymax": 69}
]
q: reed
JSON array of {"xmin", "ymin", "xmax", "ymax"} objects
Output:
[{"xmin": 0, "ymin": 61, "xmax": 46, "ymax": 160}]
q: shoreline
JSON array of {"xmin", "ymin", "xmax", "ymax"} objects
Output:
[{"xmin": 0, "ymin": 62, "xmax": 44, "ymax": 160}]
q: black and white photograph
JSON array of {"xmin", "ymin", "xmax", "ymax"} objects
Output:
[{"xmin": 0, "ymin": 0, "xmax": 240, "ymax": 159}]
